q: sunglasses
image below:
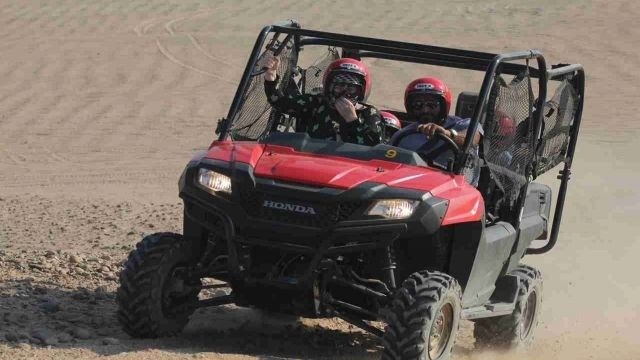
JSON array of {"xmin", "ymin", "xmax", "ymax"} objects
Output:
[
  {"xmin": 332, "ymin": 83, "xmax": 361, "ymax": 96},
  {"xmin": 409, "ymin": 100, "xmax": 440, "ymax": 111}
]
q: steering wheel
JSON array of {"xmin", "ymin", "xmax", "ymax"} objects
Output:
[{"xmin": 392, "ymin": 128, "xmax": 460, "ymax": 166}]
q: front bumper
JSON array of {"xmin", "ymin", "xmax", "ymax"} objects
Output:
[{"xmin": 179, "ymin": 158, "xmax": 448, "ymax": 290}]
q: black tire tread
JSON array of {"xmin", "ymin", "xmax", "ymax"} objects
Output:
[
  {"xmin": 382, "ymin": 270, "xmax": 462, "ymax": 360},
  {"xmin": 116, "ymin": 232, "xmax": 199, "ymax": 338}
]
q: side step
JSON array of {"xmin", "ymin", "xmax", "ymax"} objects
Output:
[
  {"xmin": 198, "ymin": 294, "xmax": 234, "ymax": 308},
  {"xmin": 461, "ymin": 301, "xmax": 515, "ymax": 320},
  {"xmin": 461, "ymin": 273, "xmax": 519, "ymax": 320}
]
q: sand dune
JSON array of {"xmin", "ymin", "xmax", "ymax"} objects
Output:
[{"xmin": 1, "ymin": 0, "xmax": 639, "ymax": 358}]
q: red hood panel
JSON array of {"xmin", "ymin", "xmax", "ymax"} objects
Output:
[
  {"xmin": 253, "ymin": 145, "xmax": 387, "ymax": 189},
  {"xmin": 205, "ymin": 141, "xmax": 265, "ymax": 167},
  {"xmin": 202, "ymin": 141, "xmax": 482, "ymax": 224},
  {"xmin": 253, "ymin": 144, "xmax": 459, "ymax": 195}
]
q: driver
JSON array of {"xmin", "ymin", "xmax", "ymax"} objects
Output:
[
  {"xmin": 390, "ymin": 77, "xmax": 483, "ymax": 184},
  {"xmin": 262, "ymin": 52, "xmax": 383, "ymax": 146}
]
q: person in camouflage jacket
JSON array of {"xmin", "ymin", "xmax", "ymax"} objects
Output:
[{"xmin": 262, "ymin": 52, "xmax": 383, "ymax": 146}]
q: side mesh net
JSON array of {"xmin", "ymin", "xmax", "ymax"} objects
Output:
[
  {"xmin": 300, "ymin": 47, "xmax": 339, "ymax": 95},
  {"xmin": 484, "ymin": 72, "xmax": 535, "ymax": 205},
  {"xmin": 227, "ymin": 40, "xmax": 340, "ymax": 139},
  {"xmin": 535, "ymin": 79, "xmax": 579, "ymax": 175},
  {"xmin": 228, "ymin": 35, "xmax": 298, "ymax": 141}
]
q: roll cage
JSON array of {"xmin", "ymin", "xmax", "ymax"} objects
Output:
[{"xmin": 216, "ymin": 20, "xmax": 585, "ymax": 255}]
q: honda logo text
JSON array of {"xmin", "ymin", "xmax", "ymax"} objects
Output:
[{"xmin": 263, "ymin": 200, "xmax": 317, "ymax": 215}]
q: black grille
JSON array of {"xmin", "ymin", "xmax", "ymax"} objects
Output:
[{"xmin": 237, "ymin": 187, "xmax": 362, "ymax": 228}]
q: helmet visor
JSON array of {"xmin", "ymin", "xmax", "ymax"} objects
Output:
[{"xmin": 330, "ymin": 74, "xmax": 364, "ymax": 103}]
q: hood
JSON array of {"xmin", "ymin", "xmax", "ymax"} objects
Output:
[
  {"xmin": 204, "ymin": 141, "xmax": 465, "ymax": 195},
  {"xmin": 253, "ymin": 144, "xmax": 463, "ymax": 196},
  {"xmin": 202, "ymin": 140, "xmax": 481, "ymax": 225}
]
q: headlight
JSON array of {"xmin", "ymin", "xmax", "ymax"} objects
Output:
[
  {"xmin": 366, "ymin": 199, "xmax": 419, "ymax": 219},
  {"xmin": 197, "ymin": 169, "xmax": 232, "ymax": 194}
]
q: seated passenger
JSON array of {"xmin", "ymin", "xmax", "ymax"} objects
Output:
[
  {"xmin": 494, "ymin": 113, "xmax": 516, "ymax": 167},
  {"xmin": 380, "ymin": 111, "xmax": 402, "ymax": 144},
  {"xmin": 262, "ymin": 52, "xmax": 383, "ymax": 146},
  {"xmin": 391, "ymin": 77, "xmax": 483, "ymax": 184}
]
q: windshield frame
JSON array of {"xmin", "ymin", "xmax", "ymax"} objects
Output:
[{"xmin": 219, "ymin": 24, "xmax": 549, "ymax": 176}]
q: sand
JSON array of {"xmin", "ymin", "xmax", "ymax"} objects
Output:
[{"xmin": 1, "ymin": 0, "xmax": 639, "ymax": 358}]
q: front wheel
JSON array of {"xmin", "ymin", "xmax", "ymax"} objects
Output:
[
  {"xmin": 116, "ymin": 232, "xmax": 202, "ymax": 338},
  {"xmin": 382, "ymin": 271, "xmax": 462, "ymax": 360}
]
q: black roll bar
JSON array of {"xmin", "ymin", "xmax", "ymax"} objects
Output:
[
  {"xmin": 217, "ymin": 23, "xmax": 585, "ymax": 255},
  {"xmin": 527, "ymin": 65, "xmax": 585, "ymax": 255},
  {"xmin": 219, "ymin": 23, "xmax": 543, "ymax": 141},
  {"xmin": 218, "ymin": 21, "xmax": 300, "ymax": 140},
  {"xmin": 454, "ymin": 50, "xmax": 547, "ymax": 173}
]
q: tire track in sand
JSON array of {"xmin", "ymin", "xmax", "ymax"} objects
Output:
[
  {"xmin": 0, "ymin": 37, "xmax": 75, "ymax": 143},
  {"xmin": 154, "ymin": 39, "xmax": 234, "ymax": 84},
  {"xmin": 2, "ymin": 94, "xmax": 73, "ymax": 166},
  {"xmin": 86, "ymin": 44, "xmax": 164, "ymax": 152},
  {"xmin": 132, "ymin": 7, "xmax": 238, "ymax": 85},
  {"xmin": 163, "ymin": 10, "xmax": 241, "ymax": 71}
]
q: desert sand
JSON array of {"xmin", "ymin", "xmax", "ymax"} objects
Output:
[{"xmin": 1, "ymin": 0, "xmax": 639, "ymax": 359}]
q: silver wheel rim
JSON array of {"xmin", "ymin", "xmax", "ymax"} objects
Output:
[
  {"xmin": 428, "ymin": 303, "xmax": 454, "ymax": 359},
  {"xmin": 520, "ymin": 289, "xmax": 537, "ymax": 339}
]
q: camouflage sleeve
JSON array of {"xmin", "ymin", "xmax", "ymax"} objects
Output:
[
  {"xmin": 342, "ymin": 106, "xmax": 383, "ymax": 145},
  {"xmin": 264, "ymin": 76, "xmax": 316, "ymax": 116}
]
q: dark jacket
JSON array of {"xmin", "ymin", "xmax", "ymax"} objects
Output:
[{"xmin": 265, "ymin": 77, "xmax": 383, "ymax": 145}]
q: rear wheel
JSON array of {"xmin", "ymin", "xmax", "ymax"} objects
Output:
[
  {"xmin": 382, "ymin": 271, "xmax": 462, "ymax": 360},
  {"xmin": 117, "ymin": 232, "xmax": 202, "ymax": 337},
  {"xmin": 473, "ymin": 265, "xmax": 542, "ymax": 350}
]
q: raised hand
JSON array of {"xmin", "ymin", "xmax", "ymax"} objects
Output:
[
  {"xmin": 261, "ymin": 51, "xmax": 280, "ymax": 81},
  {"xmin": 334, "ymin": 97, "xmax": 359, "ymax": 123}
]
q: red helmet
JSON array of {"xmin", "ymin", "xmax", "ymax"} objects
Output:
[
  {"xmin": 497, "ymin": 114, "xmax": 515, "ymax": 137},
  {"xmin": 323, "ymin": 58, "xmax": 372, "ymax": 102},
  {"xmin": 380, "ymin": 111, "xmax": 402, "ymax": 132},
  {"xmin": 380, "ymin": 111, "xmax": 402, "ymax": 142},
  {"xmin": 404, "ymin": 77, "xmax": 452, "ymax": 118},
  {"xmin": 494, "ymin": 111, "xmax": 516, "ymax": 147}
]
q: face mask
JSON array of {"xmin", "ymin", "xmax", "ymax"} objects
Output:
[{"xmin": 330, "ymin": 82, "xmax": 362, "ymax": 105}]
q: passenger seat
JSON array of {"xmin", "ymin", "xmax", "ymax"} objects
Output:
[{"xmin": 455, "ymin": 91, "xmax": 479, "ymax": 119}]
